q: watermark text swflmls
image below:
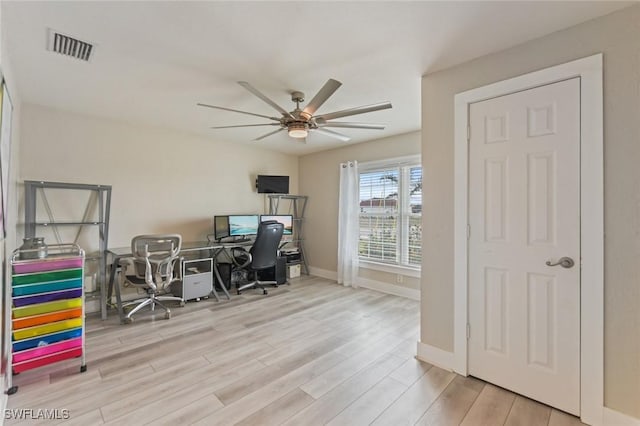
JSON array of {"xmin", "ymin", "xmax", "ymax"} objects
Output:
[{"xmin": 4, "ymin": 408, "xmax": 70, "ymax": 420}]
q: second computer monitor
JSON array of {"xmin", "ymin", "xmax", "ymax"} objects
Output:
[
  {"xmin": 213, "ymin": 215, "xmax": 230, "ymax": 240},
  {"xmin": 260, "ymin": 215, "xmax": 293, "ymax": 235},
  {"xmin": 228, "ymin": 214, "xmax": 260, "ymax": 237}
]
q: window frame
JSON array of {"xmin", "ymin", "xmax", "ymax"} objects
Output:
[{"xmin": 358, "ymin": 155, "xmax": 422, "ymax": 272}]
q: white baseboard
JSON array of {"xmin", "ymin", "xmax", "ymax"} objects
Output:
[
  {"xmin": 308, "ymin": 266, "xmax": 420, "ymax": 301},
  {"xmin": 308, "ymin": 266, "xmax": 337, "ymax": 281},
  {"xmin": 603, "ymin": 408, "xmax": 640, "ymax": 426},
  {"xmin": 416, "ymin": 341, "xmax": 455, "ymax": 371},
  {"xmin": 356, "ymin": 277, "xmax": 420, "ymax": 301}
]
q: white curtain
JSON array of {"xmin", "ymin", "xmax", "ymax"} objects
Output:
[{"xmin": 337, "ymin": 161, "xmax": 359, "ymax": 287}]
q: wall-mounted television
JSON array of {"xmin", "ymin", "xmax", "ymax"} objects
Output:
[
  {"xmin": 260, "ymin": 215, "xmax": 293, "ymax": 235},
  {"xmin": 256, "ymin": 175, "xmax": 289, "ymax": 194}
]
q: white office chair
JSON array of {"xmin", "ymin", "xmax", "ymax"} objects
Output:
[{"xmin": 121, "ymin": 234, "xmax": 185, "ymax": 323}]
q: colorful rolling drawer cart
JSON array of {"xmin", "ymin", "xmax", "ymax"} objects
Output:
[{"xmin": 8, "ymin": 243, "xmax": 87, "ymax": 395}]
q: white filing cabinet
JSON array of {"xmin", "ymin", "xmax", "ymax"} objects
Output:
[{"xmin": 173, "ymin": 257, "xmax": 213, "ymax": 301}]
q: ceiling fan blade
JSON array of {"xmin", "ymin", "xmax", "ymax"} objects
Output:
[
  {"xmin": 314, "ymin": 102, "xmax": 392, "ymax": 121},
  {"xmin": 313, "ymin": 128, "xmax": 351, "ymax": 142},
  {"xmin": 302, "ymin": 79, "xmax": 342, "ymax": 118},
  {"xmin": 317, "ymin": 121, "xmax": 385, "ymax": 130},
  {"xmin": 210, "ymin": 123, "xmax": 281, "ymax": 129},
  {"xmin": 238, "ymin": 81, "xmax": 295, "ymax": 119},
  {"xmin": 254, "ymin": 127, "xmax": 285, "ymax": 141},
  {"xmin": 197, "ymin": 103, "xmax": 280, "ymax": 121}
]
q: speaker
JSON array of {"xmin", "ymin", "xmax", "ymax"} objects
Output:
[
  {"xmin": 216, "ymin": 262, "xmax": 232, "ymax": 290},
  {"xmin": 275, "ymin": 256, "xmax": 287, "ymax": 284},
  {"xmin": 258, "ymin": 256, "xmax": 287, "ymax": 285}
]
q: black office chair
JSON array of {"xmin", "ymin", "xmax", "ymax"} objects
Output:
[{"xmin": 231, "ymin": 220, "xmax": 284, "ymax": 295}]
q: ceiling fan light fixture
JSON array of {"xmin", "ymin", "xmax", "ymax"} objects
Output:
[
  {"xmin": 288, "ymin": 122, "xmax": 308, "ymax": 138},
  {"xmin": 200, "ymin": 78, "xmax": 391, "ymax": 143}
]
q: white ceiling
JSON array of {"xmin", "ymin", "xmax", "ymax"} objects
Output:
[{"xmin": 2, "ymin": 1, "xmax": 631, "ymax": 155}]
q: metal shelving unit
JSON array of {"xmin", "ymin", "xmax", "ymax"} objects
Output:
[
  {"xmin": 24, "ymin": 180, "xmax": 112, "ymax": 320},
  {"xmin": 268, "ymin": 194, "xmax": 308, "ymax": 275}
]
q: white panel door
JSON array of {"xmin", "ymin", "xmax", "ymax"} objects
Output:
[{"xmin": 468, "ymin": 78, "xmax": 580, "ymax": 414}]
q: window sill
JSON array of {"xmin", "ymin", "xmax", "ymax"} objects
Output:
[{"xmin": 359, "ymin": 260, "xmax": 421, "ymax": 278}]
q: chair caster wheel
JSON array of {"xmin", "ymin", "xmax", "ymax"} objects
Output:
[
  {"xmin": 164, "ymin": 312, "xmax": 171, "ymax": 320},
  {"xmin": 123, "ymin": 317, "xmax": 133, "ymax": 324},
  {"xmin": 7, "ymin": 386, "xmax": 18, "ymax": 395},
  {"xmin": 263, "ymin": 290, "xmax": 268, "ymax": 295},
  {"xmin": 237, "ymin": 291, "xmax": 241, "ymax": 295},
  {"xmin": 80, "ymin": 365, "xmax": 87, "ymax": 373}
]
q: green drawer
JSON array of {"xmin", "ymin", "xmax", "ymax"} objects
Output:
[{"xmin": 13, "ymin": 268, "xmax": 83, "ymax": 286}]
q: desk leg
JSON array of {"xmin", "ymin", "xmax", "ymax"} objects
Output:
[
  {"xmin": 101, "ymin": 272, "xmax": 107, "ymax": 321},
  {"xmin": 107, "ymin": 258, "xmax": 125, "ymax": 323},
  {"xmin": 210, "ymin": 285, "xmax": 221, "ymax": 302},
  {"xmin": 213, "ymin": 260, "xmax": 231, "ymax": 300}
]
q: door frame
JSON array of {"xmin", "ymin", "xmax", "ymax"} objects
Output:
[{"xmin": 453, "ymin": 54, "xmax": 603, "ymax": 425}]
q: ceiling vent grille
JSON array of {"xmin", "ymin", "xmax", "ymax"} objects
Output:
[{"xmin": 47, "ymin": 30, "xmax": 94, "ymax": 62}]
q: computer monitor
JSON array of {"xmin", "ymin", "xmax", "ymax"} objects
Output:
[
  {"xmin": 213, "ymin": 215, "xmax": 230, "ymax": 240},
  {"xmin": 228, "ymin": 214, "xmax": 260, "ymax": 237},
  {"xmin": 260, "ymin": 215, "xmax": 293, "ymax": 235}
]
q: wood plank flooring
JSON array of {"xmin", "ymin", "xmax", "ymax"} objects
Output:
[{"xmin": 6, "ymin": 276, "xmax": 586, "ymax": 425}]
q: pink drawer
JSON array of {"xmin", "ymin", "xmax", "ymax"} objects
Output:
[
  {"xmin": 13, "ymin": 337, "xmax": 82, "ymax": 364},
  {"xmin": 12, "ymin": 347, "xmax": 83, "ymax": 373},
  {"xmin": 13, "ymin": 258, "xmax": 83, "ymax": 274}
]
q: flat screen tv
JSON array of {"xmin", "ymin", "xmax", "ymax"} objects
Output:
[
  {"xmin": 213, "ymin": 215, "xmax": 230, "ymax": 240},
  {"xmin": 228, "ymin": 214, "xmax": 260, "ymax": 237},
  {"xmin": 256, "ymin": 175, "xmax": 289, "ymax": 194},
  {"xmin": 260, "ymin": 215, "xmax": 293, "ymax": 235}
]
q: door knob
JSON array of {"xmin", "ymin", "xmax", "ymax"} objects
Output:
[{"xmin": 545, "ymin": 257, "xmax": 575, "ymax": 268}]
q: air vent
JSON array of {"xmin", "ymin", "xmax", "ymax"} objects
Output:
[{"xmin": 47, "ymin": 29, "xmax": 94, "ymax": 62}]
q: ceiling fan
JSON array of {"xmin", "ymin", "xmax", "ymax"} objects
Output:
[{"xmin": 198, "ymin": 79, "xmax": 392, "ymax": 143}]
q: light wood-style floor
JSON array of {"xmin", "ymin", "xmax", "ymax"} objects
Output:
[{"xmin": 7, "ymin": 276, "xmax": 586, "ymax": 425}]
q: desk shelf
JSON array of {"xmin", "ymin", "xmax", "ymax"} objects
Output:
[
  {"xmin": 269, "ymin": 194, "xmax": 308, "ymax": 275},
  {"xmin": 8, "ymin": 244, "xmax": 87, "ymax": 395}
]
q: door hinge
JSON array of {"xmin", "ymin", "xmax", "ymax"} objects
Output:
[
  {"xmin": 467, "ymin": 224, "xmax": 471, "ymax": 240},
  {"xmin": 467, "ymin": 124, "xmax": 471, "ymax": 142},
  {"xmin": 466, "ymin": 323, "xmax": 471, "ymax": 340}
]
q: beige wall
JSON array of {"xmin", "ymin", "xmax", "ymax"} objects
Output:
[
  {"xmin": 421, "ymin": 5, "xmax": 640, "ymax": 417},
  {"xmin": 299, "ymin": 131, "xmax": 421, "ymax": 292},
  {"xmin": 19, "ymin": 104, "xmax": 299, "ymax": 248}
]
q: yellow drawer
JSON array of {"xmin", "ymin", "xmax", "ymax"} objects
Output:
[
  {"xmin": 12, "ymin": 317, "xmax": 83, "ymax": 341},
  {"xmin": 12, "ymin": 298, "xmax": 82, "ymax": 319}
]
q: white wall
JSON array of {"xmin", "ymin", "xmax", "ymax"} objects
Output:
[
  {"xmin": 19, "ymin": 104, "xmax": 299, "ymax": 248},
  {"xmin": 421, "ymin": 5, "xmax": 640, "ymax": 418},
  {"xmin": 0, "ymin": 0, "xmax": 22, "ymax": 410},
  {"xmin": 18, "ymin": 104, "xmax": 299, "ymax": 310},
  {"xmin": 299, "ymin": 131, "xmax": 421, "ymax": 296}
]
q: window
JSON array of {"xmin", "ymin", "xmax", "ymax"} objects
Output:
[{"xmin": 358, "ymin": 159, "xmax": 422, "ymax": 269}]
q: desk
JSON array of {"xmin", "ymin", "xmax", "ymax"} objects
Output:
[{"xmin": 106, "ymin": 240, "xmax": 252, "ymax": 323}]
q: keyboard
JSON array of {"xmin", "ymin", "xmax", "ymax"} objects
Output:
[{"xmin": 229, "ymin": 238, "xmax": 251, "ymax": 243}]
